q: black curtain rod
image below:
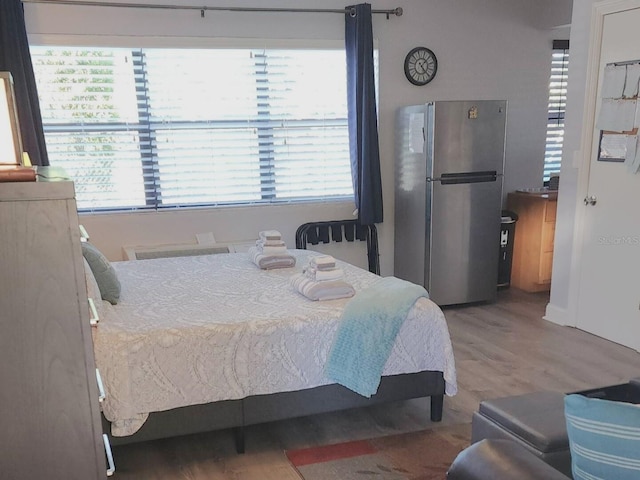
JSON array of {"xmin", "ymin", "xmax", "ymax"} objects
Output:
[{"xmin": 22, "ymin": 0, "xmax": 403, "ymax": 18}]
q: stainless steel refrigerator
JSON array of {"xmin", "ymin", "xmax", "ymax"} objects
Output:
[{"xmin": 394, "ymin": 100, "xmax": 506, "ymax": 306}]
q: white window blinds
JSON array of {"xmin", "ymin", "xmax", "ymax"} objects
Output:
[
  {"xmin": 30, "ymin": 46, "xmax": 354, "ymax": 211},
  {"xmin": 544, "ymin": 40, "xmax": 569, "ymax": 182}
]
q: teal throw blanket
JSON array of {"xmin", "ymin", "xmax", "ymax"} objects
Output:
[{"xmin": 324, "ymin": 276, "xmax": 428, "ymax": 398}]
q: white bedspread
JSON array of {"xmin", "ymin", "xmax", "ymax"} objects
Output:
[{"xmin": 93, "ymin": 250, "xmax": 457, "ymax": 437}]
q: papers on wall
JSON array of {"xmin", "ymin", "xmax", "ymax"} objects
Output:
[
  {"xmin": 599, "ymin": 133, "xmax": 627, "ymax": 162},
  {"xmin": 623, "ymin": 64, "xmax": 640, "ymax": 98},
  {"xmin": 597, "ymin": 60, "xmax": 640, "ymax": 132},
  {"xmin": 597, "ymin": 98, "xmax": 637, "ymax": 132},
  {"xmin": 630, "ymin": 154, "xmax": 640, "ymax": 174},
  {"xmin": 409, "ymin": 113, "xmax": 424, "ymax": 154},
  {"xmin": 625, "ymin": 135, "xmax": 637, "ymax": 161},
  {"xmin": 598, "ymin": 129, "xmax": 640, "ymax": 172},
  {"xmin": 596, "ymin": 59, "xmax": 640, "ymax": 173},
  {"xmin": 625, "ymin": 135, "xmax": 640, "ymax": 173},
  {"xmin": 601, "ymin": 64, "xmax": 627, "ymax": 99}
]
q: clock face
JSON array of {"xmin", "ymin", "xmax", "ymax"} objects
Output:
[{"xmin": 404, "ymin": 47, "xmax": 438, "ymax": 86}]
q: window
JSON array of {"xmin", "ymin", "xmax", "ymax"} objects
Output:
[
  {"xmin": 30, "ymin": 45, "xmax": 354, "ymax": 211},
  {"xmin": 543, "ymin": 39, "xmax": 569, "ymax": 182}
]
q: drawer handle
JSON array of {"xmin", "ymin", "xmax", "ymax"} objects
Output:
[
  {"xmin": 88, "ymin": 298, "xmax": 99, "ymax": 326},
  {"xmin": 96, "ymin": 368, "xmax": 106, "ymax": 403},
  {"xmin": 79, "ymin": 224, "xmax": 90, "ymax": 242},
  {"xmin": 102, "ymin": 434, "xmax": 116, "ymax": 477}
]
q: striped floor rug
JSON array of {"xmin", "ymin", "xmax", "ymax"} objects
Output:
[{"xmin": 285, "ymin": 423, "xmax": 470, "ymax": 480}]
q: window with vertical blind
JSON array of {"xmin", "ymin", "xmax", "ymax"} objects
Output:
[
  {"xmin": 544, "ymin": 39, "xmax": 569, "ymax": 182},
  {"xmin": 30, "ymin": 45, "xmax": 355, "ymax": 211}
]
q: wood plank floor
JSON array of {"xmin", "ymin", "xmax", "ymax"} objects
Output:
[{"xmin": 111, "ymin": 288, "xmax": 640, "ymax": 479}]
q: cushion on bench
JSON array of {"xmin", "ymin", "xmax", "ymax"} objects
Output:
[{"xmin": 476, "ymin": 390, "xmax": 568, "ymax": 452}]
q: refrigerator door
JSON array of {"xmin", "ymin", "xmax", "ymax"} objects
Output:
[
  {"xmin": 430, "ymin": 100, "xmax": 506, "ymax": 178},
  {"xmin": 394, "ymin": 105, "xmax": 429, "ymax": 287},
  {"xmin": 426, "ymin": 177, "xmax": 503, "ymax": 306}
]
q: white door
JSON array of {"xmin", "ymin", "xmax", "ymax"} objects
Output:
[{"xmin": 576, "ymin": 4, "xmax": 640, "ymax": 351}]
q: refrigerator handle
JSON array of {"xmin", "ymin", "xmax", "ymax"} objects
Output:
[{"xmin": 427, "ymin": 170, "xmax": 500, "ymax": 184}]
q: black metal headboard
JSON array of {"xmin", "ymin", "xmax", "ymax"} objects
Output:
[{"xmin": 295, "ymin": 220, "xmax": 380, "ymax": 275}]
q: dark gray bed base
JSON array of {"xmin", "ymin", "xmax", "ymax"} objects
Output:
[{"xmin": 104, "ymin": 371, "xmax": 445, "ymax": 452}]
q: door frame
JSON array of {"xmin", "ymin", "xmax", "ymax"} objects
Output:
[{"xmin": 567, "ymin": 0, "xmax": 640, "ymax": 327}]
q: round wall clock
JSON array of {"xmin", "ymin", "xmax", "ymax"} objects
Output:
[{"xmin": 404, "ymin": 47, "xmax": 438, "ymax": 86}]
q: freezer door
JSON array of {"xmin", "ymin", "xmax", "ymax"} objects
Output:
[
  {"xmin": 431, "ymin": 100, "xmax": 506, "ymax": 178},
  {"xmin": 426, "ymin": 178, "xmax": 502, "ymax": 306}
]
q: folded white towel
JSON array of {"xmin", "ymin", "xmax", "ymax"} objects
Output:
[
  {"xmin": 259, "ymin": 230, "xmax": 282, "ymax": 241},
  {"xmin": 256, "ymin": 239, "xmax": 286, "ymax": 247},
  {"xmin": 249, "ymin": 246, "xmax": 296, "ymax": 270},
  {"xmin": 304, "ymin": 265, "xmax": 345, "ymax": 282},
  {"xmin": 309, "ymin": 255, "xmax": 337, "ymax": 271},
  {"xmin": 258, "ymin": 244, "xmax": 288, "ymax": 255},
  {"xmin": 290, "ymin": 273, "xmax": 355, "ymax": 301}
]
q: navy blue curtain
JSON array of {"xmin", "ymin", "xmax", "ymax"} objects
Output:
[
  {"xmin": 0, "ymin": 0, "xmax": 49, "ymax": 166},
  {"xmin": 345, "ymin": 3, "xmax": 383, "ymax": 225}
]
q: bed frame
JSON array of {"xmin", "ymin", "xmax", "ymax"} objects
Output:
[
  {"xmin": 295, "ymin": 219, "xmax": 380, "ymax": 274},
  {"xmin": 105, "ymin": 220, "xmax": 445, "ymax": 452},
  {"xmin": 104, "ymin": 370, "xmax": 445, "ymax": 452}
]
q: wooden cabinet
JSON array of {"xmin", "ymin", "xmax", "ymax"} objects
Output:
[
  {"xmin": 0, "ymin": 169, "xmax": 110, "ymax": 478},
  {"xmin": 507, "ymin": 191, "xmax": 558, "ymax": 292}
]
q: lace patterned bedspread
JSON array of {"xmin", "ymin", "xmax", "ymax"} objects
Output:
[{"xmin": 93, "ymin": 250, "xmax": 457, "ymax": 436}]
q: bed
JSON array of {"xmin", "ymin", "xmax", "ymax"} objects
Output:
[{"xmin": 89, "ymin": 248, "xmax": 457, "ymax": 451}]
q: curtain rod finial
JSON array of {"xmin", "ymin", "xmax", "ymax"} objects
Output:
[{"xmin": 386, "ymin": 7, "xmax": 402, "ymax": 19}]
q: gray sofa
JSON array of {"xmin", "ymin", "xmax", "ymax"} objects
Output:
[
  {"xmin": 448, "ymin": 390, "xmax": 572, "ymax": 479},
  {"xmin": 447, "ymin": 378, "xmax": 640, "ymax": 480},
  {"xmin": 447, "ymin": 439, "xmax": 570, "ymax": 480}
]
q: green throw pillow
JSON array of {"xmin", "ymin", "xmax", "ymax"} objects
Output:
[
  {"xmin": 81, "ymin": 242, "xmax": 121, "ymax": 305},
  {"xmin": 565, "ymin": 394, "xmax": 640, "ymax": 480}
]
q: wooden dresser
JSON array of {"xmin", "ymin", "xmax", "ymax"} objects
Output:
[
  {"xmin": 0, "ymin": 169, "xmax": 111, "ymax": 478},
  {"xmin": 506, "ymin": 191, "xmax": 558, "ymax": 293}
]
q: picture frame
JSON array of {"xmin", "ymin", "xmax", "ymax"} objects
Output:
[{"xmin": 0, "ymin": 72, "xmax": 24, "ymax": 166}]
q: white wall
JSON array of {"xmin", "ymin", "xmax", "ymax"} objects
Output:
[
  {"xmin": 536, "ymin": 0, "xmax": 573, "ymax": 29},
  {"xmin": 25, "ymin": 0, "xmax": 567, "ymax": 276},
  {"xmin": 546, "ymin": 0, "xmax": 593, "ymax": 324}
]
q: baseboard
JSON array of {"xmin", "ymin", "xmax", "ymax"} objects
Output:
[{"xmin": 543, "ymin": 303, "xmax": 574, "ymax": 326}]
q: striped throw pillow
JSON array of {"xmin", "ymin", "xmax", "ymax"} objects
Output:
[{"xmin": 565, "ymin": 394, "xmax": 640, "ymax": 480}]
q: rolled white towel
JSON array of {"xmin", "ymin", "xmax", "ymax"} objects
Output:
[
  {"xmin": 290, "ymin": 273, "xmax": 355, "ymax": 301},
  {"xmin": 259, "ymin": 230, "xmax": 282, "ymax": 242},
  {"xmin": 249, "ymin": 246, "xmax": 296, "ymax": 270},
  {"xmin": 309, "ymin": 255, "xmax": 337, "ymax": 271},
  {"xmin": 304, "ymin": 265, "xmax": 344, "ymax": 282}
]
